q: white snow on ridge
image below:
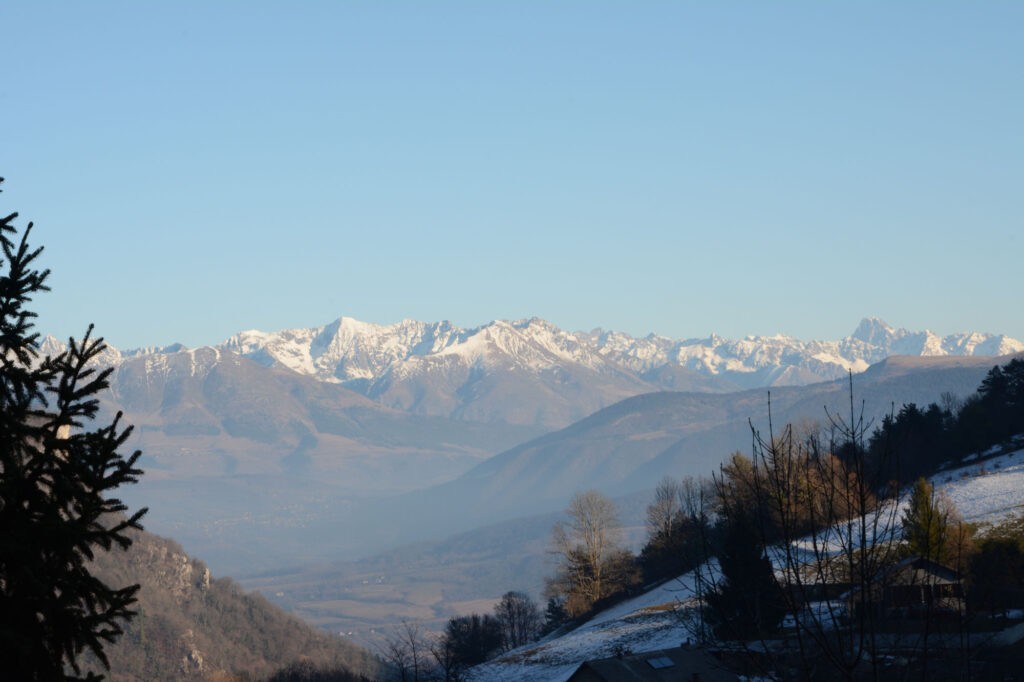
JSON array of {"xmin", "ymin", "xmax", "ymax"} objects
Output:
[{"xmin": 53, "ymin": 317, "xmax": 1023, "ymax": 394}]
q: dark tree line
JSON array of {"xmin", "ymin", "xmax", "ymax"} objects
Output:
[
  {"xmin": 867, "ymin": 358, "xmax": 1024, "ymax": 484},
  {"xmin": 969, "ymin": 515, "xmax": 1024, "ymax": 614},
  {"xmin": 380, "ymin": 591, "xmax": 544, "ymax": 681},
  {"xmin": 267, "ymin": 661, "xmax": 375, "ymax": 682},
  {"xmin": 638, "ymin": 477, "xmax": 710, "ymax": 585}
]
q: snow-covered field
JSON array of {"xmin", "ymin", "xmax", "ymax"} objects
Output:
[
  {"xmin": 470, "ymin": 446, "xmax": 1024, "ymax": 681},
  {"xmin": 468, "ymin": 571, "xmax": 706, "ymax": 682},
  {"xmin": 934, "ymin": 448, "xmax": 1024, "ymax": 525}
]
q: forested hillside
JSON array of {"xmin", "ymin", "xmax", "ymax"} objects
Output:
[{"xmin": 868, "ymin": 357, "xmax": 1024, "ymax": 482}]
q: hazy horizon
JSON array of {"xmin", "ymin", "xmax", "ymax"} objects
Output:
[{"xmin": 5, "ymin": 2, "xmax": 1021, "ymax": 348}]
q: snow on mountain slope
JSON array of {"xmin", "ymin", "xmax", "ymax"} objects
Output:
[
  {"xmin": 41, "ymin": 317, "xmax": 1024, "ymax": 429},
  {"xmin": 934, "ymin": 445, "xmax": 1024, "ymax": 525},
  {"xmin": 38, "ymin": 335, "xmax": 187, "ymax": 370},
  {"xmin": 470, "ymin": 446, "xmax": 1024, "ymax": 682},
  {"xmin": 220, "ymin": 317, "xmax": 655, "ymax": 427},
  {"xmin": 222, "ymin": 317, "xmax": 608, "ymax": 383},
  {"xmin": 44, "ymin": 317, "xmax": 1024, "ymax": 390},
  {"xmin": 468, "ymin": 571, "xmax": 706, "ymax": 682},
  {"xmin": 220, "ymin": 315, "xmax": 1023, "ymax": 392}
]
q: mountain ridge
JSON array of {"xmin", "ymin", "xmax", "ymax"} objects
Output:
[
  {"xmin": 45, "ymin": 316, "xmax": 1024, "ymax": 431},
  {"xmin": 219, "ymin": 315, "xmax": 1024, "ymax": 385},
  {"xmin": 34, "ymin": 318, "xmax": 1024, "ymax": 575},
  {"xmin": 369, "ymin": 352, "xmax": 1017, "ymax": 546}
]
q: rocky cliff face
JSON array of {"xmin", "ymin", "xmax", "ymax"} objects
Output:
[
  {"xmin": 84, "ymin": 525, "xmax": 380, "ymax": 680},
  {"xmin": 135, "ymin": 539, "xmax": 208, "ymax": 599}
]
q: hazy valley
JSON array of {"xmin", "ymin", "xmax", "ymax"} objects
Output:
[
  {"xmin": 55, "ymin": 316, "xmax": 1019, "ymax": 574},
  {"xmin": 21, "ymin": 305, "xmax": 1024, "ymax": 678},
  {"xmin": 11, "ymin": 5, "xmax": 1023, "ymax": 678},
  {"xmin": 44, "ymin": 315, "xmax": 1020, "ymax": 656}
]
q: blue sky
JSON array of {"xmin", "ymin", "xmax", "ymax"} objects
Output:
[{"xmin": 3, "ymin": 2, "xmax": 1022, "ymax": 349}]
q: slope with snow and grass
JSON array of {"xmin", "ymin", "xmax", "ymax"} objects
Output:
[
  {"xmin": 934, "ymin": 439, "xmax": 1024, "ymax": 525},
  {"xmin": 469, "ymin": 444, "xmax": 1024, "ymax": 682}
]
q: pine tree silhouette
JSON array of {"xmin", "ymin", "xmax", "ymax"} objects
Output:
[
  {"xmin": 704, "ymin": 508, "xmax": 787, "ymax": 640},
  {"xmin": 0, "ymin": 178, "xmax": 147, "ymax": 680}
]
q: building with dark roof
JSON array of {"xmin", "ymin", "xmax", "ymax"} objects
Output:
[{"xmin": 567, "ymin": 645, "xmax": 737, "ymax": 682}]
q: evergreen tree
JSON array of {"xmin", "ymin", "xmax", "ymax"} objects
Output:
[
  {"xmin": 0, "ymin": 180, "xmax": 147, "ymax": 680},
  {"xmin": 901, "ymin": 477, "xmax": 954, "ymax": 564},
  {"xmin": 969, "ymin": 536, "xmax": 1024, "ymax": 613},
  {"xmin": 539, "ymin": 596, "xmax": 567, "ymax": 635},
  {"xmin": 639, "ymin": 477, "xmax": 705, "ymax": 582},
  {"xmin": 703, "ymin": 509, "xmax": 786, "ymax": 640},
  {"xmin": 977, "ymin": 359, "xmax": 1024, "ymax": 442}
]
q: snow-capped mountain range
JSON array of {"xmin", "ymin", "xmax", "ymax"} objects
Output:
[
  {"xmin": 44, "ymin": 316, "xmax": 1023, "ymax": 430},
  {"xmin": 44, "ymin": 316, "xmax": 1020, "ymax": 575},
  {"xmin": 220, "ymin": 315, "xmax": 1023, "ymax": 386}
]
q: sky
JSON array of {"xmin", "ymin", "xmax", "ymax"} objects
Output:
[{"xmin": 3, "ymin": 2, "xmax": 1022, "ymax": 350}]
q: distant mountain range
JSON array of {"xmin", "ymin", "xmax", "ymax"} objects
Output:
[
  {"xmin": 349, "ymin": 353, "xmax": 1013, "ymax": 550},
  {"xmin": 38, "ymin": 317, "xmax": 1023, "ymax": 575},
  {"xmin": 220, "ymin": 315, "xmax": 1022, "ymax": 387},
  {"xmin": 49, "ymin": 316, "xmax": 1024, "ymax": 430},
  {"xmin": 247, "ymin": 362, "xmax": 1024, "ymax": 646}
]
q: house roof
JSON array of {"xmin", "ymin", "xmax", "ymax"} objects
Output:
[
  {"xmin": 567, "ymin": 645, "xmax": 737, "ymax": 682},
  {"xmin": 842, "ymin": 555, "xmax": 963, "ymax": 601},
  {"xmin": 864, "ymin": 555, "xmax": 962, "ymax": 586},
  {"xmin": 889, "ymin": 555, "xmax": 962, "ymax": 582}
]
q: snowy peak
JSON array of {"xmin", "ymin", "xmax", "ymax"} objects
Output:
[
  {"xmin": 222, "ymin": 316, "xmax": 612, "ymax": 385},
  {"xmin": 48, "ymin": 316, "xmax": 1022, "ymax": 430},
  {"xmin": 851, "ymin": 317, "xmax": 897, "ymax": 345},
  {"xmin": 845, "ymin": 318, "xmax": 1024, "ymax": 360},
  {"xmin": 214, "ymin": 316, "xmax": 1022, "ymax": 391},
  {"xmin": 38, "ymin": 334, "xmax": 126, "ymax": 368},
  {"xmin": 41, "ymin": 316, "xmax": 1024, "ymax": 390}
]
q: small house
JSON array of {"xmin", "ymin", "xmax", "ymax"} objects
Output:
[{"xmin": 847, "ymin": 556, "xmax": 965, "ymax": 620}]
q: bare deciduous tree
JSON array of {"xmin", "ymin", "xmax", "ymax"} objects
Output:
[
  {"xmin": 494, "ymin": 591, "xmax": 541, "ymax": 651},
  {"xmin": 379, "ymin": 621, "xmax": 429, "ymax": 682},
  {"xmin": 547, "ymin": 490, "xmax": 631, "ymax": 616},
  {"xmin": 698, "ymin": 381, "xmax": 976, "ymax": 680},
  {"xmin": 646, "ymin": 476, "xmax": 683, "ymax": 541}
]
